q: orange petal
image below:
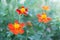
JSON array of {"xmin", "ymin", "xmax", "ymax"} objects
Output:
[
  {"xmin": 38, "ymin": 19, "xmax": 43, "ymax": 22},
  {"xmin": 20, "ymin": 23, "xmax": 25, "ymax": 28},
  {"xmin": 47, "ymin": 17, "xmax": 51, "ymax": 21},
  {"xmin": 42, "ymin": 6, "xmax": 49, "ymax": 10},
  {"xmin": 8, "ymin": 23, "xmax": 19, "ymax": 35},
  {"xmin": 8, "ymin": 23, "xmax": 14, "ymax": 30},
  {"xmin": 21, "ymin": 23, "xmax": 25, "ymax": 27},
  {"xmin": 19, "ymin": 29, "xmax": 24, "ymax": 34},
  {"xmin": 37, "ymin": 14, "xmax": 41, "ymax": 18},
  {"xmin": 43, "ymin": 19, "xmax": 48, "ymax": 23},
  {"xmin": 12, "ymin": 28, "xmax": 20, "ymax": 35}
]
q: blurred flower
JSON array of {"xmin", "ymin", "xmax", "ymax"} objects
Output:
[
  {"xmin": 16, "ymin": 6, "xmax": 28, "ymax": 16},
  {"xmin": 37, "ymin": 13, "xmax": 51, "ymax": 23},
  {"xmin": 42, "ymin": 6, "xmax": 49, "ymax": 10},
  {"xmin": 26, "ymin": 21, "xmax": 32, "ymax": 26},
  {"xmin": 8, "ymin": 20, "xmax": 25, "ymax": 35}
]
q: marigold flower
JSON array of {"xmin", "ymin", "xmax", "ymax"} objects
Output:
[
  {"xmin": 8, "ymin": 20, "xmax": 25, "ymax": 35},
  {"xmin": 42, "ymin": 6, "xmax": 49, "ymax": 10},
  {"xmin": 37, "ymin": 13, "xmax": 51, "ymax": 23},
  {"xmin": 16, "ymin": 6, "xmax": 28, "ymax": 16}
]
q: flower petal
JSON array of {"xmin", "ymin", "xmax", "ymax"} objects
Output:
[
  {"xmin": 38, "ymin": 19, "xmax": 43, "ymax": 22},
  {"xmin": 20, "ymin": 23, "xmax": 25, "ymax": 28},
  {"xmin": 25, "ymin": 8, "xmax": 28, "ymax": 12},
  {"xmin": 8, "ymin": 23, "xmax": 14, "ymax": 30},
  {"xmin": 24, "ymin": 11, "xmax": 28, "ymax": 16},
  {"xmin": 42, "ymin": 6, "xmax": 49, "ymax": 10},
  {"xmin": 8, "ymin": 23, "xmax": 18, "ymax": 35},
  {"xmin": 19, "ymin": 29, "xmax": 24, "ymax": 34},
  {"xmin": 12, "ymin": 28, "xmax": 20, "ymax": 35},
  {"xmin": 43, "ymin": 18, "xmax": 48, "ymax": 23},
  {"xmin": 47, "ymin": 17, "xmax": 51, "ymax": 21},
  {"xmin": 16, "ymin": 9, "xmax": 21, "ymax": 14},
  {"xmin": 37, "ymin": 14, "xmax": 41, "ymax": 18}
]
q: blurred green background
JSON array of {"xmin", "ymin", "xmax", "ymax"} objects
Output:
[{"xmin": 0, "ymin": 0, "xmax": 60, "ymax": 40}]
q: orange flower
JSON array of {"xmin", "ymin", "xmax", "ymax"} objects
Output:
[
  {"xmin": 16, "ymin": 6, "xmax": 28, "ymax": 16},
  {"xmin": 42, "ymin": 6, "xmax": 49, "ymax": 10},
  {"xmin": 8, "ymin": 20, "xmax": 25, "ymax": 35},
  {"xmin": 37, "ymin": 13, "xmax": 51, "ymax": 23}
]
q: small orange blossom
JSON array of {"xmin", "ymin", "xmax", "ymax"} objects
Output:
[
  {"xmin": 42, "ymin": 6, "xmax": 49, "ymax": 10},
  {"xmin": 37, "ymin": 13, "xmax": 51, "ymax": 23},
  {"xmin": 16, "ymin": 6, "xmax": 28, "ymax": 16},
  {"xmin": 8, "ymin": 20, "xmax": 25, "ymax": 35}
]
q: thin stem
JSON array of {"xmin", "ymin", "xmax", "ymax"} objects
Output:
[
  {"xmin": 19, "ymin": 15, "xmax": 21, "ymax": 22},
  {"xmin": 26, "ymin": 30, "xmax": 28, "ymax": 40}
]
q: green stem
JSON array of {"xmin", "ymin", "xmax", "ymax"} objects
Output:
[
  {"xmin": 19, "ymin": 15, "xmax": 21, "ymax": 22},
  {"xmin": 26, "ymin": 30, "xmax": 28, "ymax": 40}
]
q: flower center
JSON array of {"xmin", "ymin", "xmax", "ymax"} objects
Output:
[
  {"xmin": 41, "ymin": 14, "xmax": 47, "ymax": 19},
  {"xmin": 14, "ymin": 23, "xmax": 20, "ymax": 29},
  {"xmin": 21, "ymin": 8, "xmax": 25, "ymax": 13}
]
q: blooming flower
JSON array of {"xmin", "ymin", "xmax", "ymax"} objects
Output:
[
  {"xmin": 42, "ymin": 6, "xmax": 49, "ymax": 10},
  {"xmin": 8, "ymin": 20, "xmax": 25, "ymax": 35},
  {"xmin": 16, "ymin": 6, "xmax": 28, "ymax": 16},
  {"xmin": 37, "ymin": 13, "xmax": 51, "ymax": 23}
]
